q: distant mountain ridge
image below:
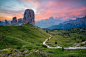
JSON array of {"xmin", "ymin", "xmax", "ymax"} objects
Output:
[
  {"xmin": 35, "ymin": 17, "xmax": 67, "ymax": 28},
  {"xmin": 0, "ymin": 21, "xmax": 5, "ymax": 26},
  {"xmin": 48, "ymin": 16, "xmax": 86, "ymax": 30}
]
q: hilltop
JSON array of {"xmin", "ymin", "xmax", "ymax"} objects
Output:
[{"xmin": 0, "ymin": 22, "xmax": 49, "ymax": 50}]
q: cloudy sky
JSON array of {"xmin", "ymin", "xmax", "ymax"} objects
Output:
[{"xmin": 0, "ymin": 0, "xmax": 86, "ymax": 21}]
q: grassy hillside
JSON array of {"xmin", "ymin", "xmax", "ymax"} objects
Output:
[
  {"xmin": 0, "ymin": 22, "xmax": 49, "ymax": 50},
  {"xmin": 0, "ymin": 24, "xmax": 86, "ymax": 57},
  {"xmin": 46, "ymin": 27, "xmax": 86, "ymax": 47}
]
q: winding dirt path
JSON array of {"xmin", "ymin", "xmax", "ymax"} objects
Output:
[{"xmin": 43, "ymin": 35, "xmax": 86, "ymax": 49}]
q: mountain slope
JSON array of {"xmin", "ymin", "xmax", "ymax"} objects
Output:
[
  {"xmin": 0, "ymin": 22, "xmax": 49, "ymax": 50},
  {"xmin": 35, "ymin": 17, "xmax": 64, "ymax": 28},
  {"xmin": 0, "ymin": 21, "xmax": 5, "ymax": 26},
  {"xmin": 48, "ymin": 16, "xmax": 86, "ymax": 30}
]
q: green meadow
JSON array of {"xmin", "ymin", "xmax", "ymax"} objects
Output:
[
  {"xmin": 0, "ymin": 23, "xmax": 86, "ymax": 57},
  {"xmin": 0, "ymin": 22, "xmax": 49, "ymax": 50},
  {"xmin": 46, "ymin": 28, "xmax": 86, "ymax": 47}
]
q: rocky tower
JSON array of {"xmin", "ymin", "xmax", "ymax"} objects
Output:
[
  {"xmin": 23, "ymin": 9, "xmax": 35, "ymax": 25},
  {"xmin": 11, "ymin": 17, "xmax": 18, "ymax": 26},
  {"xmin": 18, "ymin": 18, "xmax": 23, "ymax": 23},
  {"xmin": 4, "ymin": 20, "xmax": 10, "ymax": 26},
  {"xmin": 11, "ymin": 17, "xmax": 17, "ymax": 24}
]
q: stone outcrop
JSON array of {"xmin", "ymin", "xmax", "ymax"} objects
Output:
[
  {"xmin": 4, "ymin": 20, "xmax": 10, "ymax": 26},
  {"xmin": 23, "ymin": 9, "xmax": 35, "ymax": 25},
  {"xmin": 18, "ymin": 18, "xmax": 23, "ymax": 23},
  {"xmin": 11, "ymin": 17, "xmax": 17, "ymax": 24},
  {"xmin": 1, "ymin": 9, "xmax": 35, "ymax": 26},
  {"xmin": 11, "ymin": 17, "xmax": 18, "ymax": 26},
  {"xmin": 18, "ymin": 18, "xmax": 23, "ymax": 25}
]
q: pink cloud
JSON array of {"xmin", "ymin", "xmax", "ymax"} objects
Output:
[
  {"xmin": 0, "ymin": 12, "xmax": 23, "ymax": 21},
  {"xmin": 0, "ymin": 0, "xmax": 86, "ymax": 21},
  {"xmin": 35, "ymin": 0, "xmax": 86, "ymax": 21}
]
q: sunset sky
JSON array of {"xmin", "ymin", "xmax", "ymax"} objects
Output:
[{"xmin": 0, "ymin": 0, "xmax": 86, "ymax": 21}]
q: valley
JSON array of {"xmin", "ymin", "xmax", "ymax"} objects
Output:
[
  {"xmin": 45, "ymin": 28, "xmax": 86, "ymax": 47},
  {"xmin": 0, "ymin": 0, "xmax": 86, "ymax": 57}
]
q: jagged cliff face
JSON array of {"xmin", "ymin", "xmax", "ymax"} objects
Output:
[
  {"xmin": 23, "ymin": 9, "xmax": 35, "ymax": 25},
  {"xmin": 63, "ymin": 16, "xmax": 86, "ymax": 25}
]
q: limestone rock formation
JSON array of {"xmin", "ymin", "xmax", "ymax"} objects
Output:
[
  {"xmin": 23, "ymin": 9, "xmax": 35, "ymax": 25},
  {"xmin": 11, "ymin": 17, "xmax": 18, "ymax": 26},
  {"xmin": 11, "ymin": 17, "xmax": 17, "ymax": 24},
  {"xmin": 4, "ymin": 20, "xmax": 10, "ymax": 26},
  {"xmin": 18, "ymin": 18, "xmax": 23, "ymax": 23},
  {"xmin": 18, "ymin": 18, "xmax": 23, "ymax": 25},
  {"xmin": 2, "ymin": 9, "xmax": 35, "ymax": 26}
]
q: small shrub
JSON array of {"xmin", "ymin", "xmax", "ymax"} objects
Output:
[
  {"xmin": 46, "ymin": 31, "xmax": 48, "ymax": 33},
  {"xmin": 36, "ymin": 44, "xmax": 40, "ymax": 46},
  {"xmin": 28, "ymin": 47, "xmax": 32, "ymax": 50},
  {"xmin": 62, "ymin": 47, "xmax": 64, "ymax": 51},
  {"xmin": 16, "ymin": 46, "xmax": 21, "ymax": 49},
  {"xmin": 0, "ymin": 34, "xmax": 2, "ymax": 39},
  {"xmin": 80, "ymin": 44, "xmax": 85, "ymax": 46},
  {"xmin": 55, "ymin": 41, "xmax": 57, "ymax": 44},
  {"xmin": 42, "ymin": 45, "xmax": 47, "ymax": 48},
  {"xmin": 82, "ymin": 39, "xmax": 85, "ymax": 42},
  {"xmin": 48, "ymin": 51, "xmax": 53, "ymax": 53}
]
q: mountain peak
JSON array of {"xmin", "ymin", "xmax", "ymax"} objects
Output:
[
  {"xmin": 48, "ymin": 16, "xmax": 86, "ymax": 30},
  {"xmin": 49, "ymin": 17, "xmax": 54, "ymax": 20}
]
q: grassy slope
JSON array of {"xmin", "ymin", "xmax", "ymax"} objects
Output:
[
  {"xmin": 46, "ymin": 28, "xmax": 86, "ymax": 47},
  {"xmin": 42, "ymin": 48, "xmax": 86, "ymax": 57},
  {"xmin": 0, "ymin": 24, "xmax": 86, "ymax": 57},
  {"xmin": 0, "ymin": 22, "xmax": 49, "ymax": 50},
  {"xmin": 44, "ymin": 28, "xmax": 86, "ymax": 57}
]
